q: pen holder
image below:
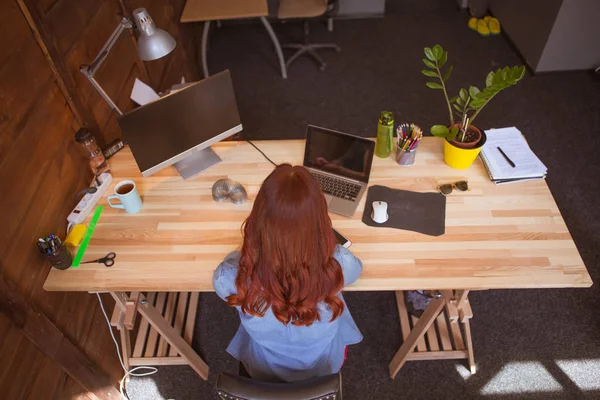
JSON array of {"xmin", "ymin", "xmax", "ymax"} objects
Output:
[
  {"xmin": 44, "ymin": 244, "xmax": 72, "ymax": 270},
  {"xmin": 395, "ymin": 144, "xmax": 418, "ymax": 166}
]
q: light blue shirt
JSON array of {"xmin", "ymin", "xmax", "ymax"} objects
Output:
[{"xmin": 213, "ymin": 245, "xmax": 363, "ymax": 382}]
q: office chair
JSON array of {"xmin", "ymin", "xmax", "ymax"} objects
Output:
[
  {"xmin": 278, "ymin": 0, "xmax": 340, "ymax": 71},
  {"xmin": 216, "ymin": 370, "xmax": 342, "ymax": 400}
]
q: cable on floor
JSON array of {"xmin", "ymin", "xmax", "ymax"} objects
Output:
[{"xmin": 96, "ymin": 293, "xmax": 158, "ymax": 399}]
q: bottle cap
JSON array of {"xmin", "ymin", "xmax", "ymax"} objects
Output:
[
  {"xmin": 379, "ymin": 111, "xmax": 394, "ymax": 126},
  {"xmin": 75, "ymin": 128, "xmax": 93, "ymax": 143}
]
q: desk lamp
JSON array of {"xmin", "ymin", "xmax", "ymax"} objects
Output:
[{"xmin": 80, "ymin": 8, "xmax": 176, "ymax": 115}]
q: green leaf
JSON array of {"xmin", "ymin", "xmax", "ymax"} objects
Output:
[
  {"xmin": 424, "ymin": 47, "xmax": 436, "ymax": 61},
  {"xmin": 432, "ymin": 45, "xmax": 443, "ymax": 61},
  {"xmin": 423, "ymin": 58, "xmax": 436, "ymax": 69},
  {"xmin": 421, "ymin": 69, "xmax": 438, "ymax": 77},
  {"xmin": 469, "ymin": 86, "xmax": 480, "ymax": 98},
  {"xmin": 448, "ymin": 126, "xmax": 460, "ymax": 141},
  {"xmin": 438, "ymin": 51, "xmax": 448, "ymax": 68},
  {"xmin": 449, "ymin": 96, "xmax": 458, "ymax": 104},
  {"xmin": 459, "ymin": 88, "xmax": 468, "ymax": 101},
  {"xmin": 455, "ymin": 97, "xmax": 464, "ymax": 106},
  {"xmin": 452, "ymin": 103, "xmax": 462, "ymax": 112},
  {"xmin": 510, "ymin": 65, "xmax": 526, "ymax": 82},
  {"xmin": 431, "ymin": 125, "xmax": 449, "ymax": 138},
  {"xmin": 485, "ymin": 71, "xmax": 494, "ymax": 87},
  {"xmin": 493, "ymin": 69, "xmax": 506, "ymax": 85},
  {"xmin": 470, "ymin": 99, "xmax": 486, "ymax": 108},
  {"xmin": 443, "ymin": 65, "xmax": 453, "ymax": 82},
  {"xmin": 426, "ymin": 82, "xmax": 443, "ymax": 89}
]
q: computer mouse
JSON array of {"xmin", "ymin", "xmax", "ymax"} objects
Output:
[{"xmin": 371, "ymin": 201, "xmax": 389, "ymax": 224}]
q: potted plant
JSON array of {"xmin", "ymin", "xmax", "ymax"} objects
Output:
[{"xmin": 422, "ymin": 44, "xmax": 526, "ymax": 169}]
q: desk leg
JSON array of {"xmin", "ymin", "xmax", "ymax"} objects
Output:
[
  {"xmin": 201, "ymin": 21, "xmax": 211, "ymax": 78},
  {"xmin": 110, "ymin": 292, "xmax": 210, "ymax": 380},
  {"xmin": 259, "ymin": 16, "xmax": 287, "ymax": 79},
  {"xmin": 389, "ymin": 296, "xmax": 445, "ymax": 378},
  {"xmin": 389, "ymin": 290, "xmax": 476, "ymax": 379}
]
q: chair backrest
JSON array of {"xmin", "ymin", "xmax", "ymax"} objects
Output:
[
  {"xmin": 216, "ymin": 372, "xmax": 342, "ymax": 400},
  {"xmin": 277, "ymin": 0, "xmax": 331, "ymax": 19}
]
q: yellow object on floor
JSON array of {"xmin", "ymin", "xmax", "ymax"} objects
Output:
[
  {"xmin": 488, "ymin": 17, "xmax": 501, "ymax": 35},
  {"xmin": 468, "ymin": 17, "xmax": 478, "ymax": 31},
  {"xmin": 484, "ymin": 16, "xmax": 492, "ymax": 22},
  {"xmin": 477, "ymin": 19, "xmax": 490, "ymax": 36}
]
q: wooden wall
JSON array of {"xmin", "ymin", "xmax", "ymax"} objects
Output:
[{"xmin": 0, "ymin": 0, "xmax": 198, "ymax": 398}]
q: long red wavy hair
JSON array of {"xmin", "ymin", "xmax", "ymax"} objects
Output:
[{"xmin": 227, "ymin": 164, "xmax": 344, "ymax": 326}]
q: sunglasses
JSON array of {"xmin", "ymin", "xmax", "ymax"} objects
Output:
[{"xmin": 438, "ymin": 180, "xmax": 468, "ymax": 195}]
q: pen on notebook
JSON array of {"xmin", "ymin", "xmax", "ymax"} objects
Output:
[{"xmin": 497, "ymin": 146, "xmax": 516, "ymax": 168}]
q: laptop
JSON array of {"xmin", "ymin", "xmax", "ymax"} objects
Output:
[{"xmin": 303, "ymin": 125, "xmax": 375, "ymax": 217}]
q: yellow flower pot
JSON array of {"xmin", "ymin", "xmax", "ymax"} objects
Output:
[{"xmin": 443, "ymin": 132, "xmax": 487, "ymax": 170}]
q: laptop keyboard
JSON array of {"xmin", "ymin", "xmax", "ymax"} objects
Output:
[{"xmin": 311, "ymin": 172, "xmax": 362, "ymax": 202}]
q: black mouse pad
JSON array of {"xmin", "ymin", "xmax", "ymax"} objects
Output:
[{"xmin": 361, "ymin": 186, "xmax": 446, "ymax": 236}]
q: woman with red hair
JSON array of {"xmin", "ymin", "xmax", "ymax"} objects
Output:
[{"xmin": 213, "ymin": 164, "xmax": 363, "ymax": 382}]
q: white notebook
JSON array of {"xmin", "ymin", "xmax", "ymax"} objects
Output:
[{"xmin": 480, "ymin": 127, "xmax": 547, "ymax": 184}]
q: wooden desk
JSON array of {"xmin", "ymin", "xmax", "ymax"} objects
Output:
[
  {"xmin": 180, "ymin": 0, "xmax": 287, "ymax": 79},
  {"xmin": 181, "ymin": 0, "xmax": 269, "ymax": 22},
  {"xmin": 44, "ymin": 138, "xmax": 592, "ymax": 379}
]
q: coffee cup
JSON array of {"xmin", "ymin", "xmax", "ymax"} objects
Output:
[{"xmin": 107, "ymin": 180, "xmax": 143, "ymax": 214}]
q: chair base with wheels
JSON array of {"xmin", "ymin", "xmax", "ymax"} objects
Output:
[
  {"xmin": 216, "ymin": 370, "xmax": 342, "ymax": 400},
  {"xmin": 282, "ymin": 21, "xmax": 341, "ymax": 71},
  {"xmin": 278, "ymin": 0, "xmax": 340, "ymax": 71}
]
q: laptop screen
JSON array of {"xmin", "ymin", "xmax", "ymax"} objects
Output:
[{"xmin": 304, "ymin": 125, "xmax": 375, "ymax": 183}]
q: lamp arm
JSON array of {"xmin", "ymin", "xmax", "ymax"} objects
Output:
[
  {"xmin": 83, "ymin": 18, "xmax": 133, "ymax": 77},
  {"xmin": 80, "ymin": 17, "xmax": 133, "ymax": 115}
]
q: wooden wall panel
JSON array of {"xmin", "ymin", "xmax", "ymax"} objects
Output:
[
  {"xmin": 1, "ymin": 1, "xmax": 121, "ymax": 398},
  {"xmin": 4, "ymin": 328, "xmax": 45, "ymax": 400},
  {"xmin": 0, "ymin": 0, "xmax": 30, "ymax": 66},
  {"xmin": 60, "ymin": 376, "xmax": 95, "ymax": 400},
  {"xmin": 1, "ymin": 0, "xmax": 199, "ymax": 397},
  {"xmin": 0, "ymin": 81, "xmax": 81, "ymax": 292},
  {"xmin": 0, "ymin": 36, "xmax": 53, "ymax": 163},
  {"xmin": 0, "ymin": 319, "xmax": 25, "ymax": 385},
  {"xmin": 45, "ymin": 0, "xmax": 105, "ymax": 55},
  {"xmin": 27, "ymin": 356, "xmax": 64, "ymax": 400},
  {"xmin": 33, "ymin": 0, "xmax": 60, "ymax": 15}
]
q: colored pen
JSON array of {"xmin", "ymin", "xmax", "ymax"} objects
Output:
[{"xmin": 497, "ymin": 146, "xmax": 516, "ymax": 168}]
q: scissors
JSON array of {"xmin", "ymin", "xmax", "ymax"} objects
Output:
[{"xmin": 81, "ymin": 252, "xmax": 116, "ymax": 267}]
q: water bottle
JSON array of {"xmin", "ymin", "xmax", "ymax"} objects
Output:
[
  {"xmin": 75, "ymin": 128, "xmax": 110, "ymax": 176},
  {"xmin": 375, "ymin": 111, "xmax": 394, "ymax": 158}
]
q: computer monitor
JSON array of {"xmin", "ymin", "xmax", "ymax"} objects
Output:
[{"xmin": 117, "ymin": 70, "xmax": 243, "ymax": 180}]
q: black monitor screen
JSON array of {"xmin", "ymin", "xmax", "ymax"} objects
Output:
[
  {"xmin": 304, "ymin": 126, "xmax": 375, "ymax": 183},
  {"xmin": 117, "ymin": 70, "xmax": 241, "ymax": 176}
]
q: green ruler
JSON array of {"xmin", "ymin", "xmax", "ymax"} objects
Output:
[{"xmin": 71, "ymin": 206, "xmax": 104, "ymax": 268}]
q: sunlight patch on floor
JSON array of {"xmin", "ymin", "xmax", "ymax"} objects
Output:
[
  {"xmin": 556, "ymin": 359, "xmax": 600, "ymax": 390},
  {"xmin": 126, "ymin": 376, "xmax": 164, "ymax": 400},
  {"xmin": 454, "ymin": 363, "xmax": 472, "ymax": 380},
  {"xmin": 480, "ymin": 361, "xmax": 562, "ymax": 395}
]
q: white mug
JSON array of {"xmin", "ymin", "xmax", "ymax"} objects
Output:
[{"xmin": 107, "ymin": 180, "xmax": 143, "ymax": 214}]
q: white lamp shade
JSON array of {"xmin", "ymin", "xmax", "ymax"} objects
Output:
[{"xmin": 133, "ymin": 8, "xmax": 177, "ymax": 61}]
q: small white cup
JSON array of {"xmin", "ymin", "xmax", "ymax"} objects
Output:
[{"xmin": 107, "ymin": 180, "xmax": 143, "ymax": 214}]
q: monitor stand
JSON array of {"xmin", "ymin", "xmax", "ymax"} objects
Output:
[{"xmin": 174, "ymin": 147, "xmax": 221, "ymax": 180}]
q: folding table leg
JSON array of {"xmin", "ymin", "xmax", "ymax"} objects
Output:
[
  {"xmin": 110, "ymin": 291, "xmax": 209, "ymax": 380},
  {"xmin": 389, "ymin": 296, "xmax": 445, "ymax": 378}
]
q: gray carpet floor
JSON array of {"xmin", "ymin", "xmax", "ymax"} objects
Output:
[{"xmin": 126, "ymin": 0, "xmax": 600, "ymax": 398}]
